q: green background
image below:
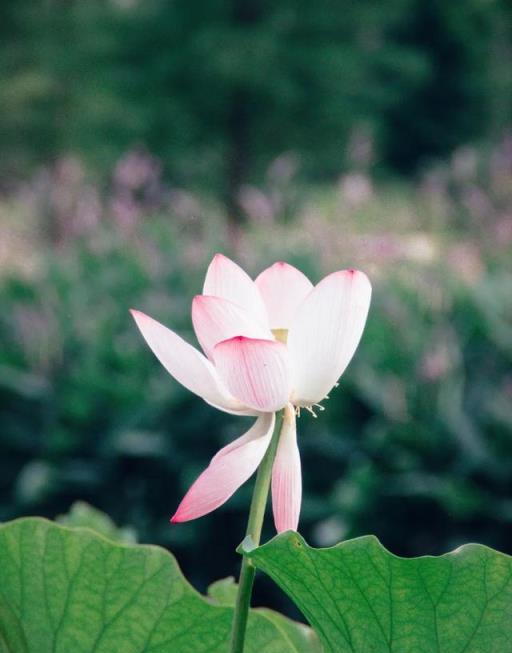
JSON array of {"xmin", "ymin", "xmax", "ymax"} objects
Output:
[{"xmin": 1, "ymin": 0, "xmax": 511, "ymax": 619}]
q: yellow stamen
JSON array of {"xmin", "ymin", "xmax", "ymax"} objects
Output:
[
  {"xmin": 294, "ymin": 399, "xmax": 327, "ymax": 419},
  {"xmin": 272, "ymin": 328, "xmax": 288, "ymax": 344}
]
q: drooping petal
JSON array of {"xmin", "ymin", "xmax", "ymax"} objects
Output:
[
  {"xmin": 288, "ymin": 269, "xmax": 372, "ymax": 405},
  {"xmin": 213, "ymin": 336, "xmax": 291, "ymax": 412},
  {"xmin": 255, "ymin": 262, "xmax": 313, "ymax": 329},
  {"xmin": 192, "ymin": 295, "xmax": 272, "ymax": 359},
  {"xmin": 171, "ymin": 413, "xmax": 275, "ymax": 522},
  {"xmin": 130, "ymin": 310, "xmax": 253, "ymax": 415},
  {"xmin": 272, "ymin": 404, "xmax": 301, "ymax": 533},
  {"xmin": 203, "ymin": 254, "xmax": 269, "ymax": 327}
]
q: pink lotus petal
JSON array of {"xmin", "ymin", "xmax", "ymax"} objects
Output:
[
  {"xmin": 203, "ymin": 254, "xmax": 269, "ymax": 327},
  {"xmin": 192, "ymin": 295, "xmax": 272, "ymax": 359},
  {"xmin": 130, "ymin": 310, "xmax": 253, "ymax": 415},
  {"xmin": 171, "ymin": 413, "xmax": 275, "ymax": 522},
  {"xmin": 213, "ymin": 336, "xmax": 291, "ymax": 412},
  {"xmin": 255, "ymin": 262, "xmax": 313, "ymax": 329},
  {"xmin": 272, "ymin": 404, "xmax": 301, "ymax": 533},
  {"xmin": 288, "ymin": 269, "xmax": 372, "ymax": 405}
]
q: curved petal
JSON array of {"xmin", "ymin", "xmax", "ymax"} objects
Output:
[
  {"xmin": 130, "ymin": 310, "xmax": 253, "ymax": 415},
  {"xmin": 288, "ymin": 269, "xmax": 372, "ymax": 405},
  {"xmin": 272, "ymin": 404, "xmax": 301, "ymax": 533},
  {"xmin": 192, "ymin": 295, "xmax": 272, "ymax": 359},
  {"xmin": 213, "ymin": 336, "xmax": 291, "ymax": 412},
  {"xmin": 171, "ymin": 413, "xmax": 275, "ymax": 522},
  {"xmin": 255, "ymin": 262, "xmax": 313, "ymax": 329},
  {"xmin": 203, "ymin": 254, "xmax": 269, "ymax": 327}
]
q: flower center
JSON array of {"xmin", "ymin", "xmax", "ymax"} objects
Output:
[{"xmin": 271, "ymin": 328, "xmax": 288, "ymax": 344}]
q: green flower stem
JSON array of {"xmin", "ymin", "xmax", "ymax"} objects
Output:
[{"xmin": 229, "ymin": 409, "xmax": 284, "ymax": 653}]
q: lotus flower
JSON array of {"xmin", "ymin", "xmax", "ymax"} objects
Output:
[{"xmin": 131, "ymin": 254, "xmax": 371, "ymax": 532}]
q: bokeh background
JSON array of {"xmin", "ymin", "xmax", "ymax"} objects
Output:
[{"xmin": 1, "ymin": 0, "xmax": 512, "ymax": 615}]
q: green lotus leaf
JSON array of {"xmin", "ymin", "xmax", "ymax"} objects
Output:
[
  {"xmin": 243, "ymin": 532, "xmax": 512, "ymax": 653},
  {"xmin": 206, "ymin": 577, "xmax": 322, "ymax": 652},
  {"xmin": 0, "ymin": 518, "xmax": 316, "ymax": 653}
]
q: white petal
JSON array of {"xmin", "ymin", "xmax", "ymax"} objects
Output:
[
  {"xmin": 272, "ymin": 404, "xmax": 302, "ymax": 533},
  {"xmin": 214, "ymin": 336, "xmax": 291, "ymax": 412},
  {"xmin": 255, "ymin": 262, "xmax": 313, "ymax": 329},
  {"xmin": 203, "ymin": 254, "xmax": 269, "ymax": 327},
  {"xmin": 192, "ymin": 295, "xmax": 272, "ymax": 359},
  {"xmin": 288, "ymin": 269, "xmax": 372, "ymax": 405},
  {"xmin": 130, "ymin": 310, "xmax": 253, "ymax": 415},
  {"xmin": 171, "ymin": 413, "xmax": 275, "ymax": 522}
]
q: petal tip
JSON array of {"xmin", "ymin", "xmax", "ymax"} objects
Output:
[
  {"xmin": 346, "ymin": 267, "xmax": 370, "ymax": 280},
  {"xmin": 211, "ymin": 252, "xmax": 228, "ymax": 264},
  {"xmin": 329, "ymin": 268, "xmax": 372, "ymax": 291},
  {"xmin": 130, "ymin": 308, "xmax": 147, "ymax": 324},
  {"xmin": 206, "ymin": 253, "xmax": 231, "ymax": 276},
  {"xmin": 130, "ymin": 309, "xmax": 156, "ymax": 329},
  {"xmin": 191, "ymin": 294, "xmax": 204, "ymax": 307},
  {"xmin": 213, "ymin": 335, "xmax": 249, "ymax": 352},
  {"xmin": 215, "ymin": 334, "xmax": 276, "ymax": 349}
]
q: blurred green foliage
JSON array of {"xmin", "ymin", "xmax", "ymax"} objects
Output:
[
  {"xmin": 1, "ymin": 0, "xmax": 512, "ymax": 616},
  {"xmin": 1, "ymin": 0, "xmax": 511, "ymax": 197},
  {"xmin": 56, "ymin": 500, "xmax": 137, "ymax": 543},
  {"xmin": 0, "ymin": 136, "xmax": 511, "ymax": 617}
]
